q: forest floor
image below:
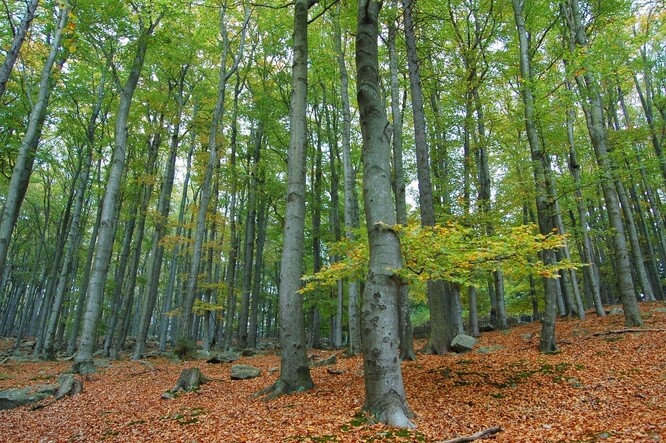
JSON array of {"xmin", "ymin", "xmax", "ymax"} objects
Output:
[{"xmin": 0, "ymin": 303, "xmax": 665, "ymax": 443}]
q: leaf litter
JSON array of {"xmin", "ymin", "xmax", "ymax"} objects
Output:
[{"xmin": 0, "ymin": 302, "xmax": 664, "ymax": 442}]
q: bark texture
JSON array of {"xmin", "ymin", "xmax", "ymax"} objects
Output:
[{"xmin": 356, "ymin": 0, "xmax": 414, "ymax": 427}]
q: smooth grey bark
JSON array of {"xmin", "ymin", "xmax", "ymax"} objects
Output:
[
  {"xmin": 221, "ymin": 77, "xmax": 241, "ymax": 351},
  {"xmin": 133, "ymin": 66, "xmax": 189, "ymax": 359},
  {"xmin": 308, "ymin": 109, "xmax": 323, "ymax": 349},
  {"xmin": 336, "ymin": 2, "xmax": 361, "ymax": 356},
  {"xmin": 66, "ymin": 161, "xmax": 103, "ymax": 356},
  {"xmin": 160, "ymin": 140, "xmax": 196, "ymax": 352},
  {"xmin": 0, "ymin": 5, "xmax": 69, "ymax": 281},
  {"xmin": 0, "ymin": 0, "xmax": 39, "ymax": 98},
  {"xmin": 41, "ymin": 72, "xmax": 104, "ymax": 357},
  {"xmin": 73, "ymin": 17, "xmax": 160, "ymax": 374},
  {"xmin": 511, "ymin": 0, "xmax": 559, "ymax": 353},
  {"xmin": 356, "ymin": 0, "xmax": 414, "ymax": 427},
  {"xmin": 178, "ymin": 4, "xmax": 249, "ymax": 341},
  {"xmin": 237, "ymin": 122, "xmax": 262, "ymax": 350},
  {"xmin": 112, "ymin": 120, "xmax": 162, "ymax": 358},
  {"xmin": 404, "ymin": 0, "xmax": 454, "ymax": 355},
  {"xmin": 565, "ymin": 95, "xmax": 605, "ymax": 316},
  {"xmin": 607, "ymin": 87, "xmax": 657, "ymax": 303},
  {"xmin": 248, "ymin": 197, "xmax": 268, "ymax": 348},
  {"xmin": 562, "ymin": 0, "xmax": 643, "ymax": 327},
  {"xmin": 388, "ymin": 0, "xmax": 415, "ymax": 361},
  {"xmin": 259, "ymin": 0, "xmax": 314, "ymax": 397},
  {"xmin": 322, "ymin": 84, "xmax": 343, "ymax": 349}
]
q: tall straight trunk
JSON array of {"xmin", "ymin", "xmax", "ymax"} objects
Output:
[
  {"xmin": 222, "ymin": 76, "xmax": 242, "ymax": 351},
  {"xmin": 356, "ymin": 0, "xmax": 414, "ymax": 427},
  {"xmin": 565, "ymin": 94, "xmax": 604, "ymax": 316},
  {"xmin": 322, "ymin": 85, "xmax": 343, "ymax": 349},
  {"xmin": 102, "ymin": 198, "xmax": 137, "ymax": 355},
  {"xmin": 237, "ymin": 123, "xmax": 262, "ymax": 350},
  {"xmin": 73, "ymin": 18, "xmax": 159, "ymax": 374},
  {"xmin": 259, "ymin": 0, "xmax": 314, "ymax": 397},
  {"xmin": 248, "ymin": 198, "xmax": 268, "ymax": 348},
  {"xmin": 67, "ymin": 166, "xmax": 103, "ymax": 356},
  {"xmin": 112, "ymin": 123, "xmax": 161, "ymax": 358},
  {"xmin": 0, "ymin": 0, "xmax": 40, "ymax": 98},
  {"xmin": 42, "ymin": 139, "xmax": 96, "ymax": 358},
  {"xmin": 563, "ymin": 0, "xmax": 643, "ymax": 327},
  {"xmin": 0, "ymin": 5, "xmax": 69, "ymax": 279},
  {"xmin": 160, "ymin": 141, "xmax": 196, "ymax": 352},
  {"xmin": 133, "ymin": 67, "xmax": 189, "ymax": 359},
  {"xmin": 309, "ymin": 109, "xmax": 323, "ymax": 349},
  {"xmin": 388, "ymin": 0, "xmax": 415, "ymax": 361},
  {"xmin": 404, "ymin": 0, "xmax": 453, "ymax": 355},
  {"xmin": 336, "ymin": 2, "xmax": 361, "ymax": 356},
  {"xmin": 178, "ymin": 4, "xmax": 248, "ymax": 341},
  {"xmin": 511, "ymin": 0, "xmax": 559, "ymax": 353}
]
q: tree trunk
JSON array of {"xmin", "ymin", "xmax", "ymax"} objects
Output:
[
  {"xmin": 237, "ymin": 122, "xmax": 262, "ymax": 350},
  {"xmin": 336, "ymin": 2, "xmax": 361, "ymax": 357},
  {"xmin": 563, "ymin": 0, "xmax": 643, "ymax": 327},
  {"xmin": 356, "ymin": 0, "xmax": 414, "ymax": 427},
  {"xmin": 133, "ymin": 67, "xmax": 189, "ymax": 359},
  {"xmin": 178, "ymin": 3, "xmax": 248, "ymax": 341},
  {"xmin": 259, "ymin": 0, "xmax": 314, "ymax": 397},
  {"xmin": 404, "ymin": 0, "xmax": 454, "ymax": 355},
  {"xmin": 73, "ymin": 18, "xmax": 159, "ymax": 374},
  {"xmin": 0, "ymin": 0, "xmax": 40, "ymax": 99},
  {"xmin": 565, "ymin": 95, "xmax": 605, "ymax": 316},
  {"xmin": 511, "ymin": 0, "xmax": 559, "ymax": 353},
  {"xmin": 388, "ymin": 0, "xmax": 415, "ymax": 361},
  {"xmin": 0, "ymin": 5, "xmax": 69, "ymax": 281}
]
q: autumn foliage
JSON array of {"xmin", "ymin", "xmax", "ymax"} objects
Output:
[{"xmin": 1, "ymin": 303, "xmax": 665, "ymax": 442}]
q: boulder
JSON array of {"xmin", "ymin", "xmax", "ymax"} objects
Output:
[
  {"xmin": 310, "ymin": 354, "xmax": 337, "ymax": 367},
  {"xmin": 0, "ymin": 384, "xmax": 57, "ymax": 410},
  {"xmin": 241, "ymin": 349, "xmax": 256, "ymax": 357},
  {"xmin": 207, "ymin": 351, "xmax": 240, "ymax": 364},
  {"xmin": 451, "ymin": 334, "xmax": 477, "ymax": 353},
  {"xmin": 230, "ymin": 364, "xmax": 261, "ymax": 380},
  {"xmin": 608, "ymin": 307, "xmax": 624, "ymax": 316}
]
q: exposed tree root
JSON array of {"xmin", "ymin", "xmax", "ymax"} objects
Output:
[
  {"xmin": 592, "ymin": 328, "xmax": 666, "ymax": 336},
  {"xmin": 437, "ymin": 426, "xmax": 502, "ymax": 443}
]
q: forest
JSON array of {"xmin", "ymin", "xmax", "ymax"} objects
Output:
[{"xmin": 0, "ymin": 0, "xmax": 665, "ymax": 437}]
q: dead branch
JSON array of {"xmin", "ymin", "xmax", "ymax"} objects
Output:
[
  {"xmin": 438, "ymin": 426, "xmax": 502, "ymax": 443},
  {"xmin": 592, "ymin": 328, "xmax": 666, "ymax": 336}
]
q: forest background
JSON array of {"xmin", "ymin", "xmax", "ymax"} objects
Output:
[{"xmin": 0, "ymin": 0, "xmax": 665, "ymax": 435}]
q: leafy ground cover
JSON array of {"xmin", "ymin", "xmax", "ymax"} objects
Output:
[{"xmin": 1, "ymin": 303, "xmax": 665, "ymax": 442}]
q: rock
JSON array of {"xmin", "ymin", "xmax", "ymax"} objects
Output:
[
  {"xmin": 0, "ymin": 387, "xmax": 33, "ymax": 410},
  {"xmin": 194, "ymin": 350, "xmax": 211, "ymax": 360},
  {"xmin": 211, "ymin": 351, "xmax": 240, "ymax": 364},
  {"xmin": 327, "ymin": 368, "xmax": 344, "ymax": 375},
  {"xmin": 479, "ymin": 324, "xmax": 495, "ymax": 332},
  {"xmin": 476, "ymin": 345, "xmax": 504, "ymax": 355},
  {"xmin": 451, "ymin": 334, "xmax": 477, "ymax": 353},
  {"xmin": 241, "ymin": 349, "xmax": 256, "ymax": 357},
  {"xmin": 608, "ymin": 307, "xmax": 624, "ymax": 316},
  {"xmin": 520, "ymin": 333, "xmax": 534, "ymax": 342},
  {"xmin": 0, "ymin": 384, "xmax": 57, "ymax": 410},
  {"xmin": 230, "ymin": 364, "xmax": 261, "ymax": 380},
  {"xmin": 311, "ymin": 354, "xmax": 337, "ymax": 367}
]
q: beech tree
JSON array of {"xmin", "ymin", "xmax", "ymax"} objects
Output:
[
  {"xmin": 356, "ymin": 0, "xmax": 414, "ymax": 427},
  {"xmin": 258, "ymin": 0, "xmax": 315, "ymax": 397},
  {"xmin": 73, "ymin": 4, "xmax": 162, "ymax": 374}
]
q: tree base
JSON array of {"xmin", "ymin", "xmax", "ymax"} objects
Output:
[
  {"xmin": 71, "ymin": 360, "xmax": 96, "ymax": 375},
  {"xmin": 254, "ymin": 377, "xmax": 314, "ymax": 400}
]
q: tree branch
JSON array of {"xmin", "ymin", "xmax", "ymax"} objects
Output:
[{"xmin": 437, "ymin": 426, "xmax": 502, "ymax": 443}]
